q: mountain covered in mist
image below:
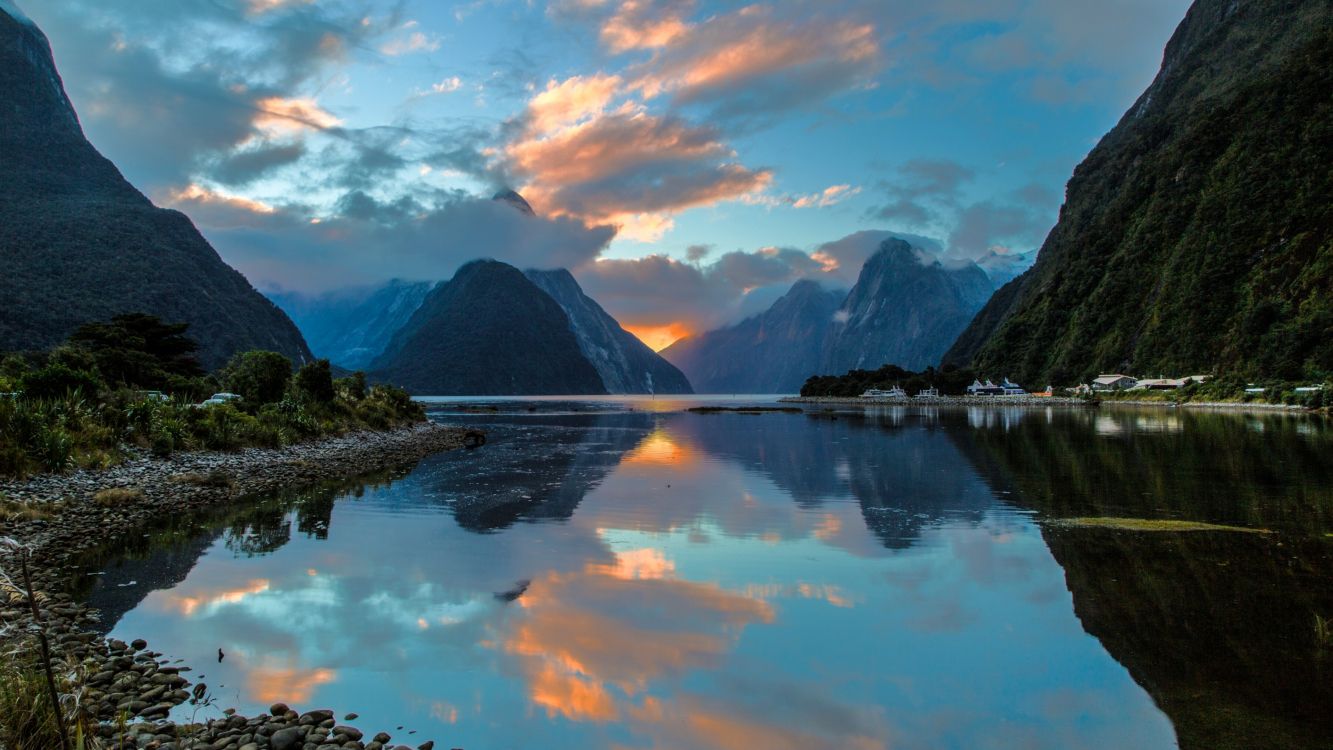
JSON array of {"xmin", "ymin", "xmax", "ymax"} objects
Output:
[
  {"xmin": 269, "ymin": 280, "xmax": 435, "ymax": 370},
  {"xmin": 524, "ymin": 269, "xmax": 692, "ymax": 394},
  {"xmin": 946, "ymin": 0, "xmax": 1333, "ymax": 384},
  {"xmin": 662, "ymin": 280, "xmax": 845, "ymax": 394},
  {"xmin": 0, "ymin": 5, "xmax": 311, "ymax": 368},
  {"xmin": 663, "ymin": 238, "xmax": 996, "ymax": 392},
  {"xmin": 372, "ymin": 260, "xmax": 608, "ymax": 395},
  {"xmin": 822, "ymin": 238, "xmax": 995, "ymax": 373}
]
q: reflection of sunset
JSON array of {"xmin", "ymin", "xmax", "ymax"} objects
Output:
[
  {"xmin": 166, "ymin": 578, "xmax": 270, "ymax": 616},
  {"xmin": 744, "ymin": 582, "xmax": 854, "ymax": 608},
  {"xmin": 500, "ymin": 564, "xmax": 773, "ymax": 722},
  {"xmin": 587, "ymin": 547, "xmax": 675, "ymax": 580},
  {"xmin": 623, "ymin": 428, "xmax": 696, "ymax": 467},
  {"xmin": 247, "ymin": 663, "xmax": 337, "ymax": 703},
  {"xmin": 623, "ymin": 323, "xmax": 691, "ymax": 352}
]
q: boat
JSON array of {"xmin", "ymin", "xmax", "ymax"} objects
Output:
[
  {"xmin": 862, "ymin": 386, "xmax": 908, "ymax": 399},
  {"xmin": 915, "ymin": 386, "xmax": 940, "ymax": 399}
]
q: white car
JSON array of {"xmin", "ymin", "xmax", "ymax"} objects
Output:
[{"xmin": 199, "ymin": 392, "xmax": 243, "ymax": 407}]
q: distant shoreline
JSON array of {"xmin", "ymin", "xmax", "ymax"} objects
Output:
[{"xmin": 779, "ymin": 395, "xmax": 1314, "ymax": 414}]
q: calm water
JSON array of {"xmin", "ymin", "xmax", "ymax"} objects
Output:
[{"xmin": 79, "ymin": 399, "xmax": 1333, "ymax": 750}]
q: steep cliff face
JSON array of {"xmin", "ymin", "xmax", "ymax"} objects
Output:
[
  {"xmin": 269, "ymin": 280, "xmax": 434, "ymax": 370},
  {"xmin": 661, "ymin": 280, "xmax": 845, "ymax": 394},
  {"xmin": 822, "ymin": 239, "xmax": 994, "ymax": 373},
  {"xmin": 946, "ymin": 0, "xmax": 1333, "ymax": 383},
  {"xmin": 524, "ymin": 269, "xmax": 692, "ymax": 394},
  {"xmin": 0, "ymin": 5, "xmax": 311, "ymax": 368},
  {"xmin": 371, "ymin": 260, "xmax": 608, "ymax": 395}
]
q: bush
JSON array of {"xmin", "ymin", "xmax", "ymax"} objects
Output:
[
  {"xmin": 294, "ymin": 359, "xmax": 335, "ymax": 403},
  {"xmin": 337, "ymin": 371, "xmax": 368, "ymax": 401},
  {"xmin": 221, "ymin": 350, "xmax": 292, "ymax": 405},
  {"xmin": 18, "ymin": 364, "xmax": 102, "ymax": 400}
]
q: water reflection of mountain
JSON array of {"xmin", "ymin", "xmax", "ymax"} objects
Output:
[
  {"xmin": 1043, "ymin": 528, "xmax": 1333, "ymax": 750},
  {"xmin": 953, "ymin": 408, "xmax": 1333, "ymax": 750},
  {"xmin": 955, "ymin": 407, "xmax": 1333, "ymax": 533},
  {"xmin": 421, "ymin": 412, "xmax": 654, "ymax": 532},
  {"xmin": 671, "ymin": 409, "xmax": 998, "ymax": 549}
]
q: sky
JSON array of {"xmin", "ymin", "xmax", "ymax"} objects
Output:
[{"xmin": 20, "ymin": 0, "xmax": 1191, "ymax": 349}]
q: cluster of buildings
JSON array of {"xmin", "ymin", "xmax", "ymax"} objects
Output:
[{"xmin": 1075, "ymin": 374, "xmax": 1211, "ymax": 393}]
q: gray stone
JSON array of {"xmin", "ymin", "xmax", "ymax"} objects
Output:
[{"xmin": 270, "ymin": 727, "xmax": 303, "ymax": 750}]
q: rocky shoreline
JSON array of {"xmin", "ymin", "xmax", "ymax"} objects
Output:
[{"xmin": 0, "ymin": 421, "xmax": 476, "ymax": 750}]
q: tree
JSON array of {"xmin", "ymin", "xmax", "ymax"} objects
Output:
[
  {"xmin": 294, "ymin": 359, "xmax": 335, "ymax": 403},
  {"xmin": 221, "ymin": 351, "xmax": 292, "ymax": 405},
  {"xmin": 68, "ymin": 313, "xmax": 203, "ymax": 388}
]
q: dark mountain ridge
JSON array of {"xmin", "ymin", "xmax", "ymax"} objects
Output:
[
  {"xmin": 663, "ymin": 238, "xmax": 995, "ymax": 392},
  {"xmin": 662, "ymin": 279, "xmax": 844, "ymax": 394},
  {"xmin": 370, "ymin": 260, "xmax": 608, "ymax": 395},
  {"xmin": 524, "ymin": 269, "xmax": 692, "ymax": 394},
  {"xmin": 0, "ymin": 6, "xmax": 311, "ymax": 368},
  {"xmin": 945, "ymin": 0, "xmax": 1333, "ymax": 383}
]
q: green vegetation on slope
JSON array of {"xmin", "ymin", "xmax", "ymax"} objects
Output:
[
  {"xmin": 0, "ymin": 315, "xmax": 421, "ymax": 478},
  {"xmin": 947, "ymin": 0, "xmax": 1333, "ymax": 385}
]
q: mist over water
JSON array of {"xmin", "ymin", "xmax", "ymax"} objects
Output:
[{"xmin": 80, "ymin": 400, "xmax": 1333, "ymax": 749}]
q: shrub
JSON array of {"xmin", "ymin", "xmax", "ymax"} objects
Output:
[
  {"xmin": 294, "ymin": 359, "xmax": 335, "ymax": 403},
  {"xmin": 93, "ymin": 487, "xmax": 143, "ymax": 507},
  {"xmin": 17, "ymin": 364, "xmax": 102, "ymax": 401},
  {"xmin": 220, "ymin": 351, "xmax": 292, "ymax": 405},
  {"xmin": 337, "ymin": 371, "xmax": 367, "ymax": 401}
]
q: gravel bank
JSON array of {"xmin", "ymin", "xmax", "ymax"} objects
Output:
[{"xmin": 0, "ymin": 421, "xmax": 475, "ymax": 750}]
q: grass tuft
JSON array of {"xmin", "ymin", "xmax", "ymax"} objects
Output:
[
  {"xmin": 171, "ymin": 470, "xmax": 234, "ymax": 489},
  {"xmin": 91, "ymin": 487, "xmax": 143, "ymax": 508}
]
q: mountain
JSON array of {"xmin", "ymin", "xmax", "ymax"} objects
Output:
[
  {"xmin": 371, "ymin": 260, "xmax": 607, "ymax": 395},
  {"xmin": 945, "ymin": 0, "xmax": 1333, "ymax": 384},
  {"xmin": 661, "ymin": 280, "xmax": 844, "ymax": 394},
  {"xmin": 524, "ymin": 269, "xmax": 692, "ymax": 394},
  {"xmin": 268, "ymin": 280, "xmax": 434, "ymax": 370},
  {"xmin": 821, "ymin": 239, "xmax": 995, "ymax": 373},
  {"xmin": 0, "ymin": 5, "xmax": 311, "ymax": 369}
]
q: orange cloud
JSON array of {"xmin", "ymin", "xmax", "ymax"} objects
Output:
[
  {"xmin": 632, "ymin": 7, "xmax": 880, "ymax": 103},
  {"xmin": 587, "ymin": 546, "xmax": 676, "ymax": 580},
  {"xmin": 246, "ymin": 0, "xmax": 314, "ymax": 15},
  {"xmin": 499, "ymin": 567, "xmax": 773, "ymax": 721},
  {"xmin": 247, "ymin": 665, "xmax": 337, "ymax": 704},
  {"xmin": 166, "ymin": 184, "xmax": 277, "ymax": 216},
  {"xmin": 163, "ymin": 578, "xmax": 270, "ymax": 617},
  {"xmin": 601, "ymin": 0, "xmax": 693, "ymax": 53},
  {"xmin": 623, "ymin": 322, "xmax": 691, "ymax": 351},
  {"xmin": 253, "ymin": 96, "xmax": 341, "ymax": 134},
  {"xmin": 527, "ymin": 74, "xmax": 624, "ymax": 134}
]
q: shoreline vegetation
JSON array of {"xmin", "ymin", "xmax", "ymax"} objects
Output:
[
  {"xmin": 0, "ymin": 314, "xmax": 475, "ymax": 749},
  {"xmin": 793, "ymin": 363, "xmax": 1329, "ymax": 414},
  {"xmin": 0, "ymin": 314, "xmax": 427, "ymax": 479}
]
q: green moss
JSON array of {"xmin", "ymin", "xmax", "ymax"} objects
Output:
[{"xmin": 1057, "ymin": 517, "xmax": 1270, "ymax": 533}]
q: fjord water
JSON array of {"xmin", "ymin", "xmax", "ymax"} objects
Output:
[{"xmin": 82, "ymin": 400, "xmax": 1333, "ymax": 750}]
